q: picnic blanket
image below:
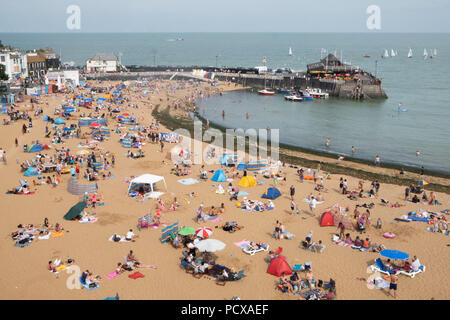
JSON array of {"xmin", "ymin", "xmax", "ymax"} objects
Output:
[
  {"xmin": 51, "ymin": 231, "xmax": 64, "ymax": 238},
  {"xmin": 332, "ymin": 235, "xmax": 369, "ymax": 252},
  {"xmin": 79, "ymin": 216, "xmax": 98, "ymax": 223},
  {"xmin": 177, "ymin": 178, "xmax": 199, "ymax": 185}
]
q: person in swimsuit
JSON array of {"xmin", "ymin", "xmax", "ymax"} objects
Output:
[
  {"xmin": 274, "ymin": 221, "xmax": 281, "ymax": 240},
  {"xmin": 389, "ymin": 271, "xmax": 398, "ymax": 299}
]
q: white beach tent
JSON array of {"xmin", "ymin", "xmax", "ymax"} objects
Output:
[{"xmin": 127, "ymin": 174, "xmax": 167, "ymax": 199}]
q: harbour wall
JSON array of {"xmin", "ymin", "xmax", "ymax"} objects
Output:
[{"xmin": 85, "ymin": 71, "xmax": 387, "ymax": 99}]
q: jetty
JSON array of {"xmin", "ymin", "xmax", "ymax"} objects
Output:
[{"xmin": 85, "ymin": 54, "xmax": 387, "ymax": 99}]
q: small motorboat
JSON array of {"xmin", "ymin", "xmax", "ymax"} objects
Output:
[
  {"xmin": 304, "ymin": 88, "xmax": 329, "ymax": 99},
  {"xmin": 258, "ymin": 89, "xmax": 275, "ymax": 96},
  {"xmin": 284, "ymin": 94, "xmax": 302, "ymax": 102},
  {"xmin": 276, "ymin": 88, "xmax": 294, "ymax": 94}
]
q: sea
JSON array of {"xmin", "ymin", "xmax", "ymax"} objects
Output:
[{"xmin": 1, "ymin": 32, "xmax": 449, "ymax": 173}]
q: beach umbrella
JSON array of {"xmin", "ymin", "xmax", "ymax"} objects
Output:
[
  {"xmin": 418, "ymin": 180, "xmax": 430, "ymax": 186},
  {"xmin": 122, "ymin": 113, "xmax": 130, "ymax": 116},
  {"xmin": 178, "ymin": 226, "xmax": 196, "ymax": 236},
  {"xmin": 113, "ymin": 91, "xmax": 121, "ymax": 94},
  {"xmin": 194, "ymin": 239, "xmax": 226, "ymax": 252},
  {"xmin": 77, "ymin": 150, "xmax": 90, "ymax": 155},
  {"xmin": 90, "ymin": 122, "xmax": 101, "ymax": 128},
  {"xmin": 63, "ymin": 127, "xmax": 73, "ymax": 131},
  {"xmin": 64, "ymin": 201, "xmax": 86, "ymax": 221},
  {"xmin": 195, "ymin": 227, "xmax": 213, "ymax": 238},
  {"xmin": 380, "ymin": 250, "xmax": 409, "ymax": 260}
]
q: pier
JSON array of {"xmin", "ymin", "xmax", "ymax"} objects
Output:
[{"xmin": 85, "ymin": 54, "xmax": 388, "ymax": 100}]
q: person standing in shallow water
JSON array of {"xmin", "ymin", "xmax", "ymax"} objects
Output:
[
  {"xmin": 325, "ymin": 138, "xmax": 330, "ymax": 148},
  {"xmin": 375, "ymin": 155, "xmax": 381, "ymax": 167}
]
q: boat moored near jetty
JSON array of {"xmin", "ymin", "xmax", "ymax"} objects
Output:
[
  {"xmin": 258, "ymin": 89, "xmax": 275, "ymax": 95},
  {"xmin": 276, "ymin": 88, "xmax": 294, "ymax": 94},
  {"xmin": 304, "ymin": 88, "xmax": 329, "ymax": 99},
  {"xmin": 284, "ymin": 94, "xmax": 303, "ymax": 102}
]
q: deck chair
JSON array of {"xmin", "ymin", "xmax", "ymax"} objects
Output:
[
  {"xmin": 370, "ymin": 258, "xmax": 390, "ymax": 275},
  {"xmin": 399, "ymin": 265, "xmax": 426, "ymax": 278},
  {"xmin": 137, "ymin": 213, "xmax": 151, "ymax": 231},
  {"xmin": 243, "ymin": 243, "xmax": 270, "ymax": 256}
]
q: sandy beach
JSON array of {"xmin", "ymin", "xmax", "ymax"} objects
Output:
[{"xmin": 0, "ymin": 78, "xmax": 448, "ymax": 300}]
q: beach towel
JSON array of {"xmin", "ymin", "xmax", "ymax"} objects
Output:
[
  {"xmin": 209, "ymin": 216, "xmax": 223, "ymax": 223},
  {"xmin": 79, "ymin": 217, "xmax": 98, "ymax": 223},
  {"xmin": 234, "ymin": 240, "xmax": 250, "ymax": 249},
  {"xmin": 108, "ymin": 235, "xmax": 130, "ymax": 242},
  {"xmin": 128, "ymin": 272, "xmax": 145, "ymax": 280},
  {"xmin": 177, "ymin": 178, "xmax": 199, "ymax": 185},
  {"xmin": 104, "ymin": 293, "xmax": 120, "ymax": 300},
  {"xmin": 51, "ymin": 231, "xmax": 64, "ymax": 238},
  {"xmin": 38, "ymin": 233, "xmax": 51, "ymax": 240},
  {"xmin": 106, "ymin": 272, "xmax": 119, "ymax": 279},
  {"xmin": 79, "ymin": 277, "xmax": 100, "ymax": 290},
  {"xmin": 237, "ymin": 191, "xmax": 248, "ymax": 196}
]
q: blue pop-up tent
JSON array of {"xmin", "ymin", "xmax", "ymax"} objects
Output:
[
  {"xmin": 54, "ymin": 118, "xmax": 66, "ymax": 125},
  {"xmin": 24, "ymin": 167, "xmax": 40, "ymax": 176},
  {"xmin": 211, "ymin": 169, "xmax": 227, "ymax": 182},
  {"xmin": 262, "ymin": 187, "xmax": 281, "ymax": 199}
]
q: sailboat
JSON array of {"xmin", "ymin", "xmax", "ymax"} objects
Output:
[
  {"xmin": 289, "ymin": 47, "xmax": 293, "ymax": 56},
  {"xmin": 423, "ymin": 48, "xmax": 428, "ymax": 60},
  {"xmin": 433, "ymin": 49, "xmax": 437, "ymax": 57},
  {"xmin": 391, "ymin": 49, "xmax": 396, "ymax": 57},
  {"xmin": 407, "ymin": 47, "xmax": 413, "ymax": 58},
  {"xmin": 383, "ymin": 49, "xmax": 389, "ymax": 58}
]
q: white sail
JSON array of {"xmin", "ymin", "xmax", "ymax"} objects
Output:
[
  {"xmin": 289, "ymin": 47, "xmax": 293, "ymax": 56},
  {"xmin": 433, "ymin": 48, "xmax": 437, "ymax": 56},
  {"xmin": 384, "ymin": 49, "xmax": 389, "ymax": 58},
  {"xmin": 423, "ymin": 48, "xmax": 428, "ymax": 59},
  {"xmin": 408, "ymin": 48, "xmax": 413, "ymax": 58},
  {"xmin": 391, "ymin": 49, "xmax": 395, "ymax": 57}
]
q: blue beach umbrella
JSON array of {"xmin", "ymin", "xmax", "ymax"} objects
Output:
[
  {"xmin": 113, "ymin": 91, "xmax": 121, "ymax": 94},
  {"xmin": 380, "ymin": 250, "xmax": 409, "ymax": 260}
]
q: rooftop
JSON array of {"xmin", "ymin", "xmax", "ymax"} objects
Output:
[{"xmin": 88, "ymin": 53, "xmax": 118, "ymax": 62}]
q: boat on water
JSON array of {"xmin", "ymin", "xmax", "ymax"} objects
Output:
[
  {"xmin": 276, "ymin": 88, "xmax": 294, "ymax": 94},
  {"xmin": 289, "ymin": 47, "xmax": 293, "ymax": 56},
  {"xmin": 284, "ymin": 94, "xmax": 302, "ymax": 102},
  {"xmin": 258, "ymin": 89, "xmax": 275, "ymax": 96},
  {"xmin": 408, "ymin": 47, "xmax": 413, "ymax": 58},
  {"xmin": 304, "ymin": 88, "xmax": 329, "ymax": 99},
  {"xmin": 423, "ymin": 48, "xmax": 428, "ymax": 60},
  {"xmin": 391, "ymin": 49, "xmax": 396, "ymax": 57},
  {"xmin": 383, "ymin": 49, "xmax": 389, "ymax": 58}
]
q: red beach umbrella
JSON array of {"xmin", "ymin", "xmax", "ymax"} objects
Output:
[
  {"xmin": 90, "ymin": 123, "xmax": 101, "ymax": 128},
  {"xmin": 195, "ymin": 227, "xmax": 213, "ymax": 238}
]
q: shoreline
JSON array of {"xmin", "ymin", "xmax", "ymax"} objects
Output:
[{"xmin": 151, "ymin": 93, "xmax": 450, "ymax": 194}]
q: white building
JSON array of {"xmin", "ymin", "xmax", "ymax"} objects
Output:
[
  {"xmin": 45, "ymin": 70, "xmax": 80, "ymax": 89},
  {"xmin": 0, "ymin": 50, "xmax": 28, "ymax": 82},
  {"xmin": 86, "ymin": 53, "xmax": 118, "ymax": 73}
]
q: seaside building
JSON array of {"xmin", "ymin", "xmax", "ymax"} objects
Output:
[
  {"xmin": 44, "ymin": 70, "xmax": 80, "ymax": 91},
  {"xmin": 26, "ymin": 48, "xmax": 61, "ymax": 80},
  {"xmin": 86, "ymin": 53, "xmax": 119, "ymax": 73},
  {"xmin": 0, "ymin": 49, "xmax": 28, "ymax": 84}
]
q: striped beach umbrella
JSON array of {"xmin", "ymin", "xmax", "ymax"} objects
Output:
[
  {"xmin": 195, "ymin": 227, "xmax": 213, "ymax": 238},
  {"xmin": 418, "ymin": 180, "xmax": 430, "ymax": 186}
]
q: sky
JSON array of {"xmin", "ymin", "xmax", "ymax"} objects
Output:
[{"xmin": 0, "ymin": 0, "xmax": 449, "ymax": 33}]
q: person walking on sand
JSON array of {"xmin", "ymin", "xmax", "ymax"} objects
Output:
[
  {"xmin": 389, "ymin": 271, "xmax": 398, "ymax": 299},
  {"xmin": 15, "ymin": 138, "xmax": 18, "ymax": 148},
  {"xmin": 290, "ymin": 185, "xmax": 295, "ymax": 200},
  {"xmin": 160, "ymin": 140, "xmax": 164, "ymax": 152},
  {"xmin": 290, "ymin": 200, "xmax": 295, "ymax": 215}
]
